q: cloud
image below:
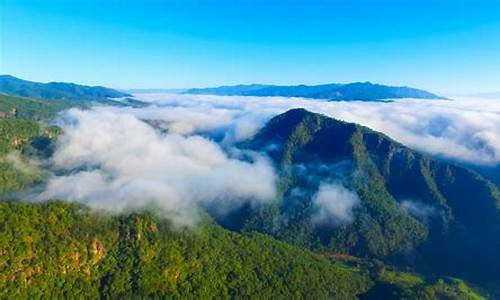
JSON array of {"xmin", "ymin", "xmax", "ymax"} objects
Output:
[
  {"xmin": 132, "ymin": 93, "xmax": 500, "ymax": 166},
  {"xmin": 6, "ymin": 152, "xmax": 40, "ymax": 176},
  {"xmin": 34, "ymin": 108, "xmax": 276, "ymax": 226},
  {"xmin": 311, "ymin": 183, "xmax": 360, "ymax": 226},
  {"xmin": 400, "ymin": 199, "xmax": 437, "ymax": 221},
  {"xmin": 29, "ymin": 93, "xmax": 500, "ymax": 226}
]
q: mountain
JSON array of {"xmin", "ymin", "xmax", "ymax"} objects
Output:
[
  {"xmin": 0, "ymin": 200, "xmax": 486, "ymax": 299},
  {"xmin": 0, "ymin": 112, "xmax": 488, "ymax": 299},
  {"xmin": 0, "ymin": 94, "xmax": 80, "ymax": 120},
  {"xmin": 184, "ymin": 82, "xmax": 446, "ymax": 101},
  {"xmin": 230, "ymin": 109, "xmax": 500, "ymax": 293},
  {"xmin": 0, "ymin": 75, "xmax": 131, "ymax": 102}
]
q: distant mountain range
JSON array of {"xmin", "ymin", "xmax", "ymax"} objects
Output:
[
  {"xmin": 1, "ymin": 75, "xmax": 446, "ymax": 102},
  {"xmin": 0, "ymin": 75, "xmax": 131, "ymax": 102},
  {"xmin": 184, "ymin": 82, "xmax": 446, "ymax": 101}
]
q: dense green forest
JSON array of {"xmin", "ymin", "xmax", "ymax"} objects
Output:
[
  {"xmin": 0, "ymin": 75, "xmax": 130, "ymax": 102},
  {"xmin": 0, "ymin": 201, "xmax": 486, "ymax": 299},
  {"xmin": 0, "ymin": 94, "xmax": 78, "ymax": 120},
  {"xmin": 0, "ymin": 118, "xmax": 60, "ymax": 194}
]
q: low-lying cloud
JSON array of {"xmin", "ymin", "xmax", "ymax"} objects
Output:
[
  {"xmin": 28, "ymin": 92, "xmax": 500, "ymax": 226},
  {"xmin": 311, "ymin": 183, "xmax": 360, "ymax": 226},
  {"xmin": 134, "ymin": 93, "xmax": 500, "ymax": 166},
  {"xmin": 34, "ymin": 108, "xmax": 276, "ymax": 226},
  {"xmin": 401, "ymin": 199, "xmax": 437, "ymax": 222}
]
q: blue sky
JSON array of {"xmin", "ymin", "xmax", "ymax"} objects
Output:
[{"xmin": 1, "ymin": 0, "xmax": 500, "ymax": 94}]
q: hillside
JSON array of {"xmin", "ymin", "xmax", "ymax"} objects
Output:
[
  {"xmin": 0, "ymin": 94, "xmax": 80, "ymax": 120},
  {"xmin": 0, "ymin": 200, "xmax": 374, "ymax": 298},
  {"xmin": 0, "ymin": 118, "xmax": 60, "ymax": 194},
  {"xmin": 0, "ymin": 75, "xmax": 131, "ymax": 102},
  {"xmin": 236, "ymin": 109, "xmax": 500, "ymax": 292},
  {"xmin": 0, "ymin": 200, "xmax": 487, "ymax": 299},
  {"xmin": 184, "ymin": 82, "xmax": 445, "ymax": 101}
]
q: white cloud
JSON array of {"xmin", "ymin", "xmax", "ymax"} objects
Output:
[
  {"xmin": 311, "ymin": 183, "xmax": 360, "ymax": 226},
  {"xmin": 30, "ymin": 93, "xmax": 500, "ymax": 226},
  {"xmin": 132, "ymin": 93, "xmax": 500, "ymax": 166},
  {"xmin": 400, "ymin": 199, "xmax": 437, "ymax": 221},
  {"xmin": 35, "ymin": 108, "xmax": 276, "ymax": 226}
]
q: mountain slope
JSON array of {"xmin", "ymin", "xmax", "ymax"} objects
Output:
[
  {"xmin": 0, "ymin": 75, "xmax": 131, "ymax": 102},
  {"xmin": 0, "ymin": 200, "xmax": 487, "ymax": 299},
  {"xmin": 238, "ymin": 109, "xmax": 500, "ymax": 291},
  {"xmin": 184, "ymin": 82, "xmax": 445, "ymax": 101},
  {"xmin": 0, "ymin": 200, "xmax": 374, "ymax": 298},
  {"xmin": 0, "ymin": 94, "xmax": 80, "ymax": 120},
  {"xmin": 0, "ymin": 118, "xmax": 60, "ymax": 194}
]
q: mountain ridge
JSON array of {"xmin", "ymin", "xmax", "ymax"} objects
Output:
[
  {"xmin": 184, "ymin": 82, "xmax": 446, "ymax": 101},
  {"xmin": 0, "ymin": 75, "xmax": 131, "ymax": 102}
]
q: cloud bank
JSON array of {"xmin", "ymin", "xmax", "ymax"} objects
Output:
[
  {"xmin": 29, "ymin": 93, "xmax": 499, "ymax": 226},
  {"xmin": 35, "ymin": 108, "xmax": 276, "ymax": 226},
  {"xmin": 133, "ymin": 93, "xmax": 500, "ymax": 166}
]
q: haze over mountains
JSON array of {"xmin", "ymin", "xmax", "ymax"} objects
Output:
[{"xmin": 184, "ymin": 82, "xmax": 446, "ymax": 101}]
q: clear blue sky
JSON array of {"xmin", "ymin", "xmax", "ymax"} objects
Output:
[{"xmin": 1, "ymin": 0, "xmax": 500, "ymax": 94}]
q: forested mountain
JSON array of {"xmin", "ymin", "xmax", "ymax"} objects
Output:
[
  {"xmin": 228, "ymin": 109, "xmax": 500, "ymax": 294},
  {"xmin": 0, "ymin": 102, "xmax": 495, "ymax": 299},
  {"xmin": 184, "ymin": 82, "xmax": 445, "ymax": 101},
  {"xmin": 0, "ymin": 200, "xmax": 488, "ymax": 299},
  {"xmin": 0, "ymin": 75, "xmax": 130, "ymax": 102},
  {"xmin": 0, "ymin": 94, "xmax": 80, "ymax": 120}
]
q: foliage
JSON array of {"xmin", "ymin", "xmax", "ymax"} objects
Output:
[
  {"xmin": 0, "ymin": 119, "xmax": 59, "ymax": 194},
  {"xmin": 0, "ymin": 94, "xmax": 79, "ymax": 120},
  {"xmin": 0, "ymin": 75, "xmax": 130, "ymax": 102},
  {"xmin": 0, "ymin": 201, "xmax": 374, "ymax": 299}
]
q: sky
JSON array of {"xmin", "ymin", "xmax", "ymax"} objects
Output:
[{"xmin": 1, "ymin": 0, "xmax": 500, "ymax": 94}]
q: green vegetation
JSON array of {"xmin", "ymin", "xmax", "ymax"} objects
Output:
[
  {"xmin": 0, "ymin": 201, "xmax": 375, "ymax": 299},
  {"xmin": 0, "ymin": 94, "xmax": 80, "ymax": 120},
  {"xmin": 378, "ymin": 270, "xmax": 425, "ymax": 289},
  {"xmin": 0, "ymin": 75, "xmax": 130, "ymax": 102},
  {"xmin": 0, "ymin": 200, "xmax": 486, "ymax": 299},
  {"xmin": 359, "ymin": 266, "xmax": 487, "ymax": 300},
  {"xmin": 0, "ymin": 118, "xmax": 59, "ymax": 194}
]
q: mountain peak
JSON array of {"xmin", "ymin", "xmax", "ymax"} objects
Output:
[{"xmin": 242, "ymin": 108, "xmax": 500, "ymax": 286}]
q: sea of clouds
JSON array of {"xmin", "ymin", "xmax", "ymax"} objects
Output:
[
  {"xmin": 132, "ymin": 93, "xmax": 500, "ymax": 165},
  {"xmin": 30, "ymin": 93, "xmax": 500, "ymax": 225}
]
